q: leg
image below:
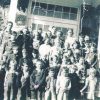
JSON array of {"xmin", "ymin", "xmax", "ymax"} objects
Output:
[
  {"xmin": 45, "ymin": 89, "xmax": 51, "ymax": 100},
  {"xmin": 57, "ymin": 90, "xmax": 64, "ymax": 100}
]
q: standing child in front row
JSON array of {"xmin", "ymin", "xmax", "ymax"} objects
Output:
[
  {"xmin": 80, "ymin": 68, "xmax": 97, "ymax": 100},
  {"xmin": 45, "ymin": 68, "xmax": 56, "ymax": 100},
  {"xmin": 4, "ymin": 60, "xmax": 18, "ymax": 100},
  {"xmin": 56, "ymin": 67, "xmax": 71, "ymax": 100},
  {"xmin": 30, "ymin": 60, "xmax": 46, "ymax": 100}
]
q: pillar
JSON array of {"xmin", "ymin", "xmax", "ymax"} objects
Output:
[
  {"xmin": 8, "ymin": 0, "xmax": 18, "ymax": 27},
  {"xmin": 98, "ymin": 16, "xmax": 100, "ymax": 68}
]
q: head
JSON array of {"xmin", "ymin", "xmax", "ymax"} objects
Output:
[
  {"xmin": 89, "ymin": 68, "xmax": 96, "ymax": 77},
  {"xmin": 61, "ymin": 67, "xmax": 69, "ymax": 76},
  {"xmin": 79, "ymin": 35, "xmax": 84, "ymax": 43},
  {"xmin": 56, "ymin": 30, "xmax": 63, "ymax": 38},
  {"xmin": 10, "ymin": 31, "xmax": 17, "ymax": 41},
  {"xmin": 70, "ymin": 65, "xmax": 77, "ymax": 73},
  {"xmin": 79, "ymin": 57, "xmax": 84, "ymax": 64},
  {"xmin": 22, "ymin": 62, "xmax": 29, "ymax": 72},
  {"xmin": 12, "ymin": 45, "xmax": 18, "ymax": 54},
  {"xmin": 49, "ymin": 68, "xmax": 55, "ymax": 77},
  {"xmin": 23, "ymin": 27, "xmax": 28, "ymax": 34},
  {"xmin": 72, "ymin": 41, "xmax": 79, "ymax": 49},
  {"xmin": 36, "ymin": 61, "xmax": 43, "ymax": 70},
  {"xmin": 67, "ymin": 29, "xmax": 73, "ymax": 37},
  {"xmin": 22, "ymin": 48, "xmax": 27, "ymax": 58},
  {"xmin": 90, "ymin": 46, "xmax": 96, "ymax": 53},
  {"xmin": 37, "ymin": 28, "xmax": 42, "ymax": 34},
  {"xmin": 84, "ymin": 35, "xmax": 90, "ymax": 43},
  {"xmin": 9, "ymin": 60, "xmax": 17, "ymax": 71},
  {"xmin": 6, "ymin": 21, "xmax": 13, "ymax": 31},
  {"xmin": 32, "ymin": 49, "xmax": 38, "ymax": 59}
]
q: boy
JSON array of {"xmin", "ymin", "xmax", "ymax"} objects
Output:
[
  {"xmin": 68, "ymin": 65, "xmax": 80, "ymax": 100},
  {"xmin": 56, "ymin": 67, "xmax": 71, "ymax": 100},
  {"xmin": 19, "ymin": 62, "xmax": 29, "ymax": 100},
  {"xmin": 45, "ymin": 68, "xmax": 56, "ymax": 100},
  {"xmin": 4, "ymin": 60, "xmax": 18, "ymax": 100},
  {"xmin": 30, "ymin": 60, "xmax": 46, "ymax": 100}
]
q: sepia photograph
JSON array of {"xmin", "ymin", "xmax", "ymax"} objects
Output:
[{"xmin": 0, "ymin": 0, "xmax": 100, "ymax": 100}]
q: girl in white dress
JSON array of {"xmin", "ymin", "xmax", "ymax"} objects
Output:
[{"xmin": 80, "ymin": 68, "xmax": 97, "ymax": 100}]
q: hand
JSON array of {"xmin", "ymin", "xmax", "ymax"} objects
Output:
[{"xmin": 80, "ymin": 90, "xmax": 84, "ymax": 96}]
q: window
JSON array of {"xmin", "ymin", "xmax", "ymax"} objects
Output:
[{"xmin": 31, "ymin": 1, "xmax": 78, "ymax": 20}]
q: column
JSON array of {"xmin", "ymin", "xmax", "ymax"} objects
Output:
[
  {"xmin": 8, "ymin": 0, "xmax": 18, "ymax": 27},
  {"xmin": 98, "ymin": 16, "xmax": 100, "ymax": 68}
]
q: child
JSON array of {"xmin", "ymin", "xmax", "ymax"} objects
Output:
[
  {"xmin": 4, "ymin": 60, "xmax": 18, "ymax": 100},
  {"xmin": 20, "ymin": 62, "xmax": 29, "ymax": 100},
  {"xmin": 45, "ymin": 68, "xmax": 56, "ymax": 100},
  {"xmin": 30, "ymin": 60, "xmax": 46, "ymax": 100},
  {"xmin": 68, "ymin": 65, "xmax": 80, "ymax": 100},
  {"xmin": 56, "ymin": 67, "xmax": 71, "ymax": 100},
  {"xmin": 80, "ymin": 68, "xmax": 97, "ymax": 100}
]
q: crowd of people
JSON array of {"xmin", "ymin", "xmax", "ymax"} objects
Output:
[{"xmin": 0, "ymin": 21, "xmax": 100, "ymax": 100}]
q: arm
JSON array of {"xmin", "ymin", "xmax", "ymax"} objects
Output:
[
  {"xmin": 80, "ymin": 78, "xmax": 88, "ymax": 93},
  {"xmin": 56, "ymin": 76, "xmax": 60, "ymax": 94},
  {"xmin": 67, "ymin": 79, "xmax": 71, "ymax": 90}
]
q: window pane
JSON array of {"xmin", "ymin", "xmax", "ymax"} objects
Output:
[
  {"xmin": 62, "ymin": 28, "xmax": 68, "ymax": 36},
  {"xmin": 37, "ymin": 24, "xmax": 43, "ymax": 30},
  {"xmin": 63, "ymin": 7, "xmax": 70, "ymax": 12},
  {"xmin": 47, "ymin": 4, "xmax": 55, "ymax": 10},
  {"xmin": 70, "ymin": 13, "xmax": 77, "ymax": 20},
  {"xmin": 70, "ymin": 8, "xmax": 77, "ymax": 14},
  {"xmin": 56, "ymin": 27, "xmax": 61, "ymax": 31},
  {"xmin": 35, "ymin": 2, "xmax": 40, "ymax": 7},
  {"xmin": 54, "ymin": 11, "xmax": 62, "ymax": 18},
  {"xmin": 47, "ymin": 10, "xmax": 54, "ymax": 17},
  {"xmin": 33, "ymin": 8, "xmax": 39, "ymax": 15},
  {"xmin": 62, "ymin": 12, "xmax": 69, "ymax": 19},
  {"xmin": 32, "ymin": 23, "xmax": 37, "ymax": 30},
  {"xmin": 55, "ymin": 5, "xmax": 62, "ymax": 11},
  {"xmin": 39, "ymin": 9, "xmax": 46, "ymax": 16},
  {"xmin": 40, "ymin": 3, "xmax": 47, "ymax": 9},
  {"xmin": 44, "ymin": 25, "xmax": 49, "ymax": 31}
]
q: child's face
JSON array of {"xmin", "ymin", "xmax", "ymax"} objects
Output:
[
  {"xmin": 36, "ymin": 62, "xmax": 42, "ymax": 70},
  {"xmin": 32, "ymin": 52, "xmax": 37, "ymax": 58},
  {"xmin": 73, "ymin": 43, "xmax": 78, "ymax": 49},
  {"xmin": 22, "ymin": 52, "xmax": 27, "ymax": 58},
  {"xmin": 79, "ymin": 58, "xmax": 84, "ymax": 64},
  {"xmin": 10, "ymin": 35, "xmax": 16, "ymax": 41},
  {"xmin": 49, "ymin": 71, "xmax": 54, "ymax": 77},
  {"xmin": 90, "ymin": 47, "xmax": 95, "ymax": 53},
  {"xmin": 13, "ymin": 48, "xmax": 18, "ymax": 54},
  {"xmin": 61, "ymin": 70, "xmax": 68, "ymax": 77},
  {"xmin": 70, "ymin": 68, "xmax": 76, "ymax": 73},
  {"xmin": 67, "ymin": 30, "xmax": 73, "ymax": 36}
]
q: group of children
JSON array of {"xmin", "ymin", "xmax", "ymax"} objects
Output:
[{"xmin": 0, "ymin": 21, "xmax": 99, "ymax": 100}]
